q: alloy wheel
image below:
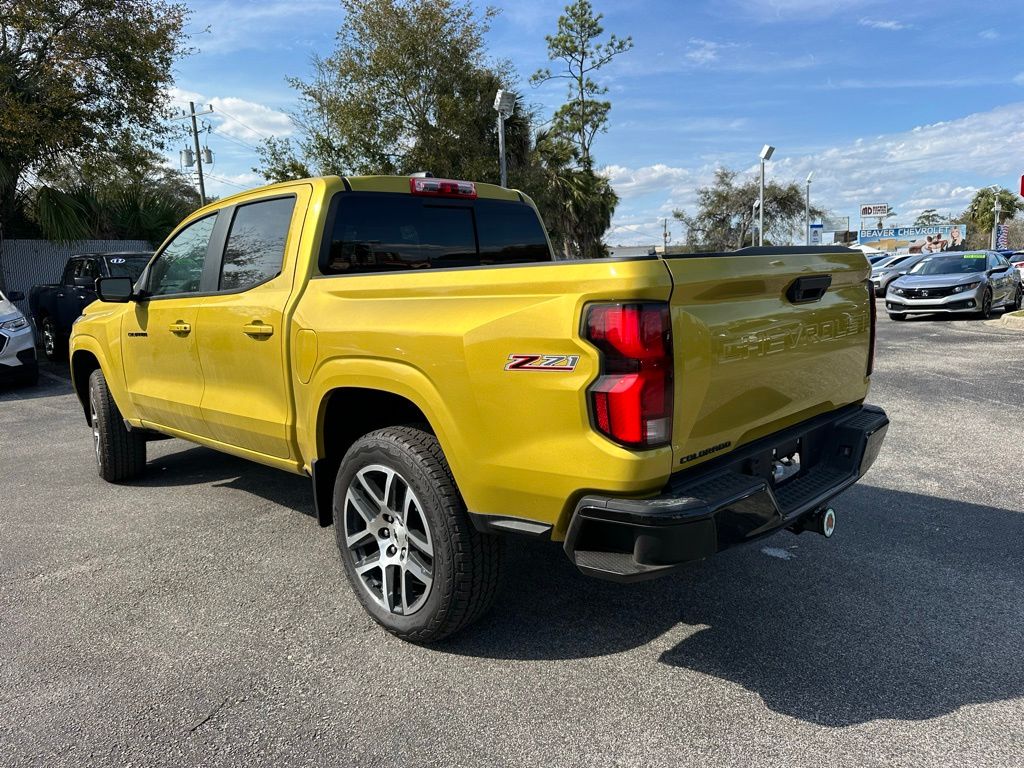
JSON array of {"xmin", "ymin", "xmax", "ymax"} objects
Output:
[
  {"xmin": 343, "ymin": 465, "xmax": 434, "ymax": 615},
  {"xmin": 90, "ymin": 391, "xmax": 102, "ymax": 470},
  {"xmin": 43, "ymin": 320, "xmax": 55, "ymax": 357}
]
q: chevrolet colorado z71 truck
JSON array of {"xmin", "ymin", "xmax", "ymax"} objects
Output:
[{"xmin": 70, "ymin": 175, "xmax": 887, "ymax": 642}]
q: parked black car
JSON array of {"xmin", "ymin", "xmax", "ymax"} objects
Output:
[{"xmin": 29, "ymin": 252, "xmax": 151, "ymax": 360}]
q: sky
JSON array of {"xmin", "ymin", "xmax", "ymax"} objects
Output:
[{"xmin": 169, "ymin": 0, "xmax": 1024, "ymax": 246}]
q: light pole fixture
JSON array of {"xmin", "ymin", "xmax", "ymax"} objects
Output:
[
  {"xmin": 493, "ymin": 89, "xmax": 516, "ymax": 188},
  {"xmin": 758, "ymin": 144, "xmax": 775, "ymax": 246},
  {"xmin": 805, "ymin": 171, "xmax": 814, "ymax": 245}
]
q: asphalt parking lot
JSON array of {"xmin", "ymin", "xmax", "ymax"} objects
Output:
[{"xmin": 1, "ymin": 306, "xmax": 1022, "ymax": 768}]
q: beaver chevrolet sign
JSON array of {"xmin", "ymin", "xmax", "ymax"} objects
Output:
[{"xmin": 859, "ymin": 225, "xmax": 968, "ymax": 252}]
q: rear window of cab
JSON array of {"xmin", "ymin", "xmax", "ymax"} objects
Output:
[{"xmin": 319, "ymin": 193, "xmax": 552, "ymax": 275}]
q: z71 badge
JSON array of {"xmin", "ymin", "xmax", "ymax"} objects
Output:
[{"xmin": 505, "ymin": 354, "xmax": 580, "ymax": 372}]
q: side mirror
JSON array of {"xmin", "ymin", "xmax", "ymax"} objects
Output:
[
  {"xmin": 73, "ymin": 275, "xmax": 94, "ymax": 288},
  {"xmin": 95, "ymin": 276, "xmax": 134, "ymax": 303},
  {"xmin": 993, "ymin": 265, "xmax": 1009, "ymax": 274},
  {"xmin": 7, "ymin": 290, "xmax": 25, "ymax": 301}
]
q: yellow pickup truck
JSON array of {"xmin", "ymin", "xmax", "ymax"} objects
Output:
[{"xmin": 70, "ymin": 175, "xmax": 887, "ymax": 642}]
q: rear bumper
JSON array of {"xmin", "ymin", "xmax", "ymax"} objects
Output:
[{"xmin": 564, "ymin": 404, "xmax": 888, "ymax": 582}]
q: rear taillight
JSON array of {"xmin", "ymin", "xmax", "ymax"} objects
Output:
[
  {"xmin": 409, "ymin": 177, "xmax": 477, "ymax": 198},
  {"xmin": 866, "ymin": 279, "xmax": 876, "ymax": 376},
  {"xmin": 583, "ymin": 302, "xmax": 673, "ymax": 449}
]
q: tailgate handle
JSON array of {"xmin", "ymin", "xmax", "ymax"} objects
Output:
[{"xmin": 787, "ymin": 275, "xmax": 832, "ymax": 304}]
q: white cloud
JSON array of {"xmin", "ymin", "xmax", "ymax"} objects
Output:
[
  {"xmin": 166, "ymin": 87, "xmax": 295, "ymax": 143},
  {"xmin": 979, "ymin": 29, "xmax": 999, "ymax": 40},
  {"xmin": 858, "ymin": 18, "xmax": 910, "ymax": 31},
  {"xmin": 605, "ymin": 103, "xmax": 1024, "ymax": 245},
  {"xmin": 1014, "ymin": 73, "xmax": 1024, "ymax": 86},
  {"xmin": 189, "ymin": 0, "xmax": 338, "ymax": 54},
  {"xmin": 207, "ymin": 97, "xmax": 295, "ymax": 142},
  {"xmin": 686, "ymin": 39, "xmax": 729, "ymax": 65}
]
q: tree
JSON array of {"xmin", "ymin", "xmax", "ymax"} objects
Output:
[
  {"xmin": 0, "ymin": 0, "xmax": 189, "ymax": 235},
  {"xmin": 673, "ymin": 167, "xmax": 826, "ymax": 251},
  {"xmin": 530, "ymin": 1, "xmax": 632, "ymax": 170},
  {"xmin": 29, "ymin": 139, "xmax": 200, "ymax": 243},
  {"xmin": 914, "ymin": 209, "xmax": 944, "ymax": 226},
  {"xmin": 519, "ymin": 130, "xmax": 617, "ymax": 259},
  {"xmin": 959, "ymin": 187, "xmax": 1022, "ymax": 249},
  {"xmin": 256, "ymin": 0, "xmax": 532, "ymax": 184}
]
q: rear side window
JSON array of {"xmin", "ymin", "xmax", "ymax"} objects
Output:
[
  {"xmin": 220, "ymin": 197, "xmax": 295, "ymax": 291},
  {"xmin": 320, "ymin": 193, "xmax": 551, "ymax": 275}
]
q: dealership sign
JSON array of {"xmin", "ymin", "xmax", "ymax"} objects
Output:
[
  {"xmin": 859, "ymin": 224, "xmax": 968, "ymax": 252},
  {"xmin": 860, "ymin": 203, "xmax": 889, "ymax": 218}
]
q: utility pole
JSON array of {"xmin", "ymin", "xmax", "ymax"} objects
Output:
[
  {"xmin": 662, "ymin": 218, "xmax": 670, "ymax": 254},
  {"xmin": 189, "ymin": 101, "xmax": 207, "ymax": 206},
  {"xmin": 174, "ymin": 102, "xmax": 214, "ymax": 205}
]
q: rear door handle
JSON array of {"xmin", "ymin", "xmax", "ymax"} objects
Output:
[
  {"xmin": 168, "ymin": 322, "xmax": 191, "ymax": 334},
  {"xmin": 243, "ymin": 322, "xmax": 274, "ymax": 337}
]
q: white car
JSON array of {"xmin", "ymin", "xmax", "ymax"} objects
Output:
[{"xmin": 0, "ymin": 288, "xmax": 38, "ymax": 386}]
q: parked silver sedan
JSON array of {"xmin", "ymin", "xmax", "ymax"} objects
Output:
[
  {"xmin": 885, "ymin": 251, "xmax": 1023, "ymax": 320},
  {"xmin": 870, "ymin": 253, "xmax": 927, "ymax": 296}
]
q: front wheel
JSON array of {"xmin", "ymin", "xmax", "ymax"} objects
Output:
[
  {"xmin": 333, "ymin": 426, "xmax": 502, "ymax": 643},
  {"xmin": 888, "ymin": 312, "xmax": 907, "ymax": 321},
  {"xmin": 40, "ymin": 316, "xmax": 65, "ymax": 361},
  {"xmin": 88, "ymin": 369, "xmax": 146, "ymax": 482}
]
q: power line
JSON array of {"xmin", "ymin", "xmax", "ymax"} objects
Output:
[
  {"xmin": 214, "ymin": 106, "xmax": 275, "ymax": 142},
  {"xmin": 204, "ymin": 173, "xmax": 251, "ymax": 191},
  {"xmin": 208, "ymin": 126, "xmax": 262, "ymax": 153}
]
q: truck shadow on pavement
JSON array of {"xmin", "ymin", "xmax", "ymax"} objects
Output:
[
  {"xmin": 445, "ymin": 484, "xmax": 1024, "ymax": 727},
  {"xmin": 136, "ymin": 445, "xmax": 317, "ymax": 517}
]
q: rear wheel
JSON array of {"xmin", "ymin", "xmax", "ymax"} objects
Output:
[
  {"xmin": 333, "ymin": 425, "xmax": 502, "ymax": 643},
  {"xmin": 88, "ymin": 369, "xmax": 146, "ymax": 482},
  {"xmin": 979, "ymin": 288, "xmax": 993, "ymax": 319}
]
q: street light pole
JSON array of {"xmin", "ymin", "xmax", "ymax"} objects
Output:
[
  {"xmin": 805, "ymin": 171, "xmax": 814, "ymax": 245},
  {"xmin": 751, "ymin": 199, "xmax": 760, "ymax": 248},
  {"xmin": 493, "ymin": 90, "xmax": 516, "ymax": 188},
  {"xmin": 758, "ymin": 144, "xmax": 775, "ymax": 246},
  {"xmin": 991, "ymin": 191, "xmax": 1002, "ymax": 250}
]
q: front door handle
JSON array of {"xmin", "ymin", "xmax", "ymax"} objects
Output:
[
  {"xmin": 168, "ymin": 322, "xmax": 191, "ymax": 334},
  {"xmin": 243, "ymin": 322, "xmax": 274, "ymax": 337}
]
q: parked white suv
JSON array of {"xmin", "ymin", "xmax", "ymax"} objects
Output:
[{"xmin": 0, "ymin": 289, "xmax": 38, "ymax": 387}]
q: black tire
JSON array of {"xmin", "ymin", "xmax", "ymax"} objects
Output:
[
  {"xmin": 88, "ymin": 369, "xmax": 146, "ymax": 482},
  {"xmin": 888, "ymin": 313, "xmax": 907, "ymax": 321},
  {"xmin": 979, "ymin": 288, "xmax": 993, "ymax": 319},
  {"xmin": 333, "ymin": 425, "xmax": 502, "ymax": 643},
  {"xmin": 40, "ymin": 316, "xmax": 66, "ymax": 361}
]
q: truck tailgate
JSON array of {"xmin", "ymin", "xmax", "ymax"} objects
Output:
[{"xmin": 663, "ymin": 248, "xmax": 872, "ymax": 470}]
